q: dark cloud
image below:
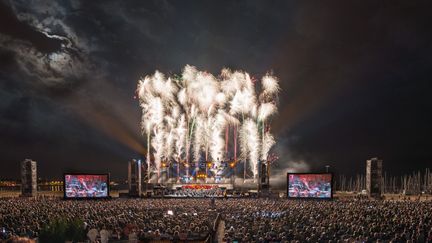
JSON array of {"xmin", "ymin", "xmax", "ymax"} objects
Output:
[
  {"xmin": 0, "ymin": 1, "xmax": 63, "ymax": 53},
  {"xmin": 0, "ymin": 0, "xmax": 431, "ymax": 179}
]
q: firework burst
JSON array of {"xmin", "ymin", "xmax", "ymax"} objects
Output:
[{"xmin": 137, "ymin": 65, "xmax": 280, "ymax": 182}]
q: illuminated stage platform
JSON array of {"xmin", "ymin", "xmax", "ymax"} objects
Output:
[
  {"xmin": 162, "ymin": 183, "xmax": 234, "ymax": 198},
  {"xmin": 170, "ymin": 183, "xmax": 234, "ymax": 190}
]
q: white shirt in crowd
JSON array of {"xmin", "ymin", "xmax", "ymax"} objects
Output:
[
  {"xmin": 100, "ymin": 229, "xmax": 110, "ymax": 243},
  {"xmin": 87, "ymin": 228, "xmax": 99, "ymax": 242}
]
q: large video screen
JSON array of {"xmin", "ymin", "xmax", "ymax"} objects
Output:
[
  {"xmin": 287, "ymin": 173, "xmax": 332, "ymax": 199},
  {"xmin": 64, "ymin": 174, "xmax": 109, "ymax": 199}
]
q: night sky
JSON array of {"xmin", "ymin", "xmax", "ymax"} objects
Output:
[{"xmin": 1, "ymin": 0, "xmax": 431, "ymax": 180}]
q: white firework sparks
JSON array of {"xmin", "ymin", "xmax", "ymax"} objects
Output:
[
  {"xmin": 137, "ymin": 65, "xmax": 280, "ymax": 181},
  {"xmin": 261, "ymin": 133, "xmax": 275, "ymax": 161},
  {"xmin": 261, "ymin": 74, "xmax": 280, "ymax": 95},
  {"xmin": 258, "ymin": 102, "xmax": 277, "ymax": 121},
  {"xmin": 242, "ymin": 119, "xmax": 260, "ymax": 179}
]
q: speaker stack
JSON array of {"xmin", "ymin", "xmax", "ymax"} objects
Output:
[
  {"xmin": 258, "ymin": 160, "xmax": 270, "ymax": 194},
  {"xmin": 21, "ymin": 159, "xmax": 37, "ymax": 197},
  {"xmin": 366, "ymin": 157, "xmax": 383, "ymax": 198},
  {"xmin": 128, "ymin": 159, "xmax": 142, "ymax": 197}
]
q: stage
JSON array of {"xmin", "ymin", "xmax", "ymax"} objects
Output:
[{"xmin": 170, "ymin": 183, "xmax": 234, "ymax": 190}]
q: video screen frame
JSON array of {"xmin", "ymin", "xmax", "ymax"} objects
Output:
[
  {"xmin": 287, "ymin": 172, "xmax": 333, "ymax": 199},
  {"xmin": 63, "ymin": 173, "xmax": 110, "ymax": 199}
]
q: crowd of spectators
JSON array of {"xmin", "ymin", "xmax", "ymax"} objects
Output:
[
  {"xmin": 0, "ymin": 198, "xmax": 215, "ymax": 242},
  {"xmin": 0, "ymin": 197, "xmax": 431, "ymax": 242},
  {"xmin": 219, "ymin": 198, "xmax": 432, "ymax": 242}
]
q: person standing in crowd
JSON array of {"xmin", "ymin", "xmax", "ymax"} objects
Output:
[
  {"xmin": 100, "ymin": 226, "xmax": 110, "ymax": 243},
  {"xmin": 87, "ymin": 227, "xmax": 98, "ymax": 243}
]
